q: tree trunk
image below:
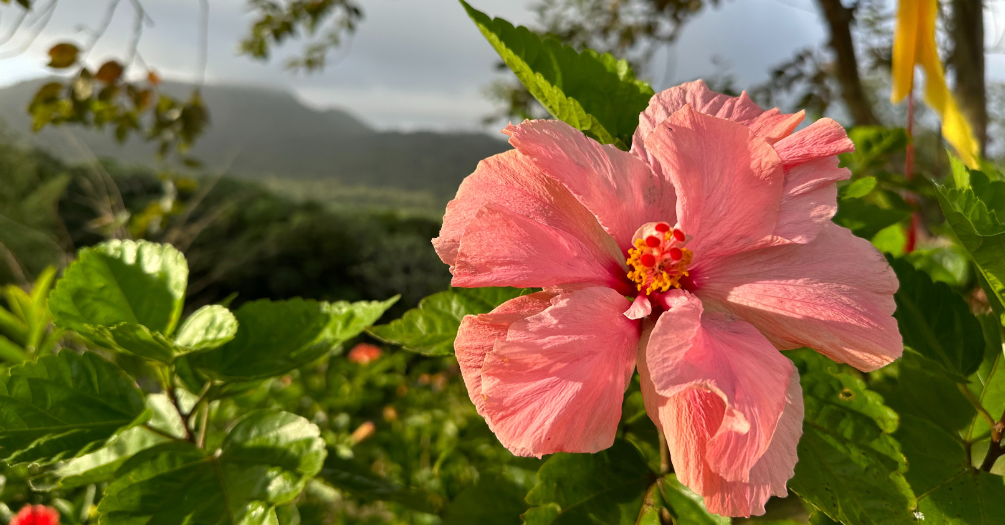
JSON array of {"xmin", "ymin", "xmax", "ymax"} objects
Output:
[
  {"xmin": 816, "ymin": 0, "xmax": 879, "ymax": 126},
  {"xmin": 950, "ymin": 0, "xmax": 987, "ymax": 154}
]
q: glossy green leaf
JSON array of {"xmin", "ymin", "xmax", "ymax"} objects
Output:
[
  {"xmin": 890, "ymin": 257, "xmax": 984, "ymax": 379},
  {"xmin": 174, "ymin": 305, "xmax": 239, "ymax": 352},
  {"xmin": 190, "ymin": 297, "xmax": 396, "ymax": 381},
  {"xmin": 320, "ymin": 455, "xmax": 442, "ymax": 514},
  {"xmin": 97, "ymin": 410, "xmax": 326, "ymax": 524},
  {"xmin": 789, "ymin": 370, "xmax": 916, "ymax": 525},
  {"xmin": 523, "ymin": 439, "xmax": 653, "ymax": 525},
  {"xmin": 49, "ymin": 240, "xmax": 188, "ymax": 342},
  {"xmin": 0, "ymin": 352, "xmax": 148, "ymax": 465},
  {"xmin": 368, "ymin": 287, "xmax": 527, "ymax": 356},
  {"xmin": 442, "ymin": 466, "xmax": 536, "ymax": 525},
  {"xmin": 934, "ymin": 161, "xmax": 1005, "ymax": 325},
  {"xmin": 460, "ymin": 1, "xmax": 653, "ymax": 149}
]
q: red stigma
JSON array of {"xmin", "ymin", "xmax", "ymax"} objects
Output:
[
  {"xmin": 640, "ymin": 253, "xmax": 657, "ymax": 267},
  {"xmin": 645, "ymin": 235, "xmax": 661, "ymax": 247},
  {"xmin": 655, "ymin": 222, "xmax": 670, "ymax": 233},
  {"xmin": 672, "ymin": 229, "xmax": 686, "ymax": 242},
  {"xmin": 669, "ymin": 247, "xmax": 683, "ymax": 261}
]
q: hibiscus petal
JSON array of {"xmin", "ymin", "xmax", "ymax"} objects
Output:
[
  {"xmin": 771, "ymin": 156, "xmax": 850, "ymax": 245},
  {"xmin": 504, "ymin": 120, "xmax": 676, "ymax": 253},
  {"xmin": 643, "ymin": 105, "xmax": 785, "ymax": 261},
  {"xmin": 632, "ymin": 80, "xmax": 804, "ymax": 170},
  {"xmin": 773, "ymin": 117, "xmax": 855, "ymax": 170},
  {"xmin": 434, "ymin": 149, "xmax": 622, "ymax": 269},
  {"xmin": 642, "ymin": 290, "xmax": 794, "ymax": 483},
  {"xmin": 640, "ymin": 352, "xmax": 803, "ymax": 517},
  {"xmin": 451, "ymin": 202, "xmax": 628, "ymax": 290},
  {"xmin": 694, "ymin": 223, "xmax": 903, "ymax": 372},
  {"xmin": 477, "ymin": 286, "xmax": 639, "ymax": 457},
  {"xmin": 455, "ymin": 292, "xmax": 557, "ymax": 415}
]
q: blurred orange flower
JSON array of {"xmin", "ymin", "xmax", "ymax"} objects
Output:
[{"xmin": 347, "ymin": 343, "xmax": 382, "ymax": 365}]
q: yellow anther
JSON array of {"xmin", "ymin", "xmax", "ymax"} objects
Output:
[{"xmin": 626, "ymin": 232, "xmax": 692, "ymax": 295}]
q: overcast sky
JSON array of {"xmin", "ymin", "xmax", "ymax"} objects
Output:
[{"xmin": 2, "ymin": 0, "xmax": 1004, "ymax": 131}]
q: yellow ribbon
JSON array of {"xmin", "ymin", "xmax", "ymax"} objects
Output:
[{"xmin": 891, "ymin": 0, "xmax": 979, "ymax": 168}]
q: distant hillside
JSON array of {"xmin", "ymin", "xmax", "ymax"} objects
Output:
[{"xmin": 0, "ymin": 79, "xmax": 509, "ymax": 196}]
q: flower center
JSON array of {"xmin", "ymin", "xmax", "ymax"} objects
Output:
[{"xmin": 626, "ymin": 222, "xmax": 693, "ymax": 295}]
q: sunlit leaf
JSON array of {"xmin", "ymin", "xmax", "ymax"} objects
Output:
[
  {"xmin": 368, "ymin": 288, "xmax": 527, "ymax": 356},
  {"xmin": 0, "ymin": 352, "xmax": 147, "ymax": 465},
  {"xmin": 788, "ymin": 364, "xmax": 916, "ymax": 525},
  {"xmin": 49, "ymin": 240, "xmax": 188, "ymax": 341},
  {"xmin": 189, "ymin": 297, "xmax": 396, "ymax": 381},
  {"xmin": 934, "ymin": 158, "xmax": 1005, "ymax": 325},
  {"xmin": 174, "ymin": 305, "xmax": 239, "ymax": 352},
  {"xmin": 96, "ymin": 410, "xmax": 326, "ymax": 524},
  {"xmin": 461, "ymin": 0, "xmax": 653, "ymax": 149}
]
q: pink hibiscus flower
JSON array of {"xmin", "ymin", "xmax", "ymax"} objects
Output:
[{"xmin": 433, "ymin": 80, "xmax": 902, "ymax": 517}]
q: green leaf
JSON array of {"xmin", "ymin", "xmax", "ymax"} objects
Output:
[
  {"xmin": 320, "ymin": 455, "xmax": 442, "ymax": 514},
  {"xmin": 50, "ymin": 426, "xmax": 171, "ymax": 489},
  {"xmin": 97, "ymin": 410, "xmax": 326, "ymax": 524},
  {"xmin": 897, "ymin": 413, "xmax": 1005, "ymax": 523},
  {"xmin": 442, "ymin": 466, "xmax": 536, "ymax": 525},
  {"xmin": 523, "ymin": 439, "xmax": 653, "ymax": 524},
  {"xmin": 934, "ymin": 162, "xmax": 1005, "ymax": 325},
  {"xmin": 832, "ymin": 198, "xmax": 909, "ymax": 240},
  {"xmin": 890, "ymin": 257, "xmax": 984, "ymax": 379},
  {"xmin": 647, "ymin": 475, "xmax": 728, "ymax": 525},
  {"xmin": 174, "ymin": 305, "xmax": 239, "ymax": 352},
  {"xmin": 843, "ymin": 127, "xmax": 908, "ymax": 176},
  {"xmin": 49, "ymin": 240, "xmax": 188, "ymax": 342},
  {"xmin": 0, "ymin": 352, "xmax": 148, "ymax": 465},
  {"xmin": 788, "ymin": 370, "xmax": 916, "ymax": 525},
  {"xmin": 840, "ymin": 177, "xmax": 878, "ymax": 199},
  {"xmin": 368, "ymin": 287, "xmax": 527, "ymax": 356},
  {"xmin": 102, "ymin": 322, "xmax": 177, "ymax": 362},
  {"xmin": 190, "ymin": 297, "xmax": 396, "ymax": 381},
  {"xmin": 460, "ymin": 1, "xmax": 653, "ymax": 149},
  {"xmin": 963, "ymin": 315, "xmax": 1005, "ymax": 445}
]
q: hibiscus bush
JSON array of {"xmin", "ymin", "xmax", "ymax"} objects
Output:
[{"xmin": 2, "ymin": 2, "xmax": 1004, "ymax": 524}]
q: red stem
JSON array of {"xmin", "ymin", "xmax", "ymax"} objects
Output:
[{"xmin": 904, "ymin": 91, "xmax": 918, "ymax": 254}]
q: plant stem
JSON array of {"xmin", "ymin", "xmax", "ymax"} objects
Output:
[
  {"xmin": 958, "ymin": 382, "xmax": 997, "ymax": 430},
  {"xmin": 980, "ymin": 419, "xmax": 1004, "ymax": 472},
  {"xmin": 196, "ymin": 402, "xmax": 210, "ymax": 449},
  {"xmin": 658, "ymin": 429, "xmax": 671, "ymax": 476},
  {"xmin": 143, "ymin": 424, "xmax": 184, "ymax": 442},
  {"xmin": 166, "ymin": 386, "xmax": 193, "ymax": 441}
]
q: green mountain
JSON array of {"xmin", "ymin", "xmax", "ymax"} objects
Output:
[{"xmin": 0, "ymin": 79, "xmax": 509, "ymax": 196}]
